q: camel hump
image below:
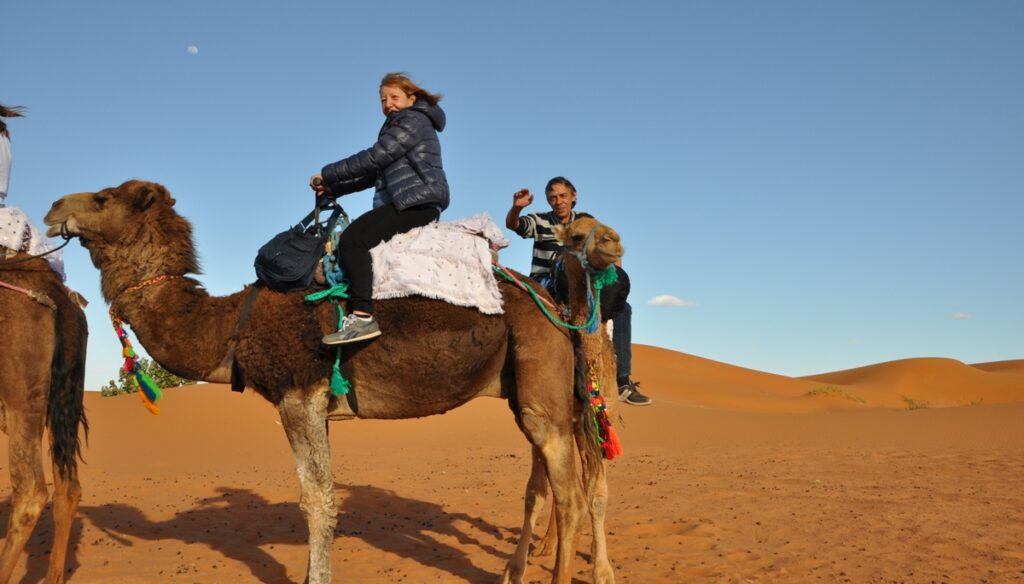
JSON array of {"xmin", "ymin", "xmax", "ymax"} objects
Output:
[{"xmin": 370, "ymin": 215, "xmax": 508, "ymax": 315}]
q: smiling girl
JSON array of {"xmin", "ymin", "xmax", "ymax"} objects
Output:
[{"xmin": 310, "ymin": 73, "xmax": 449, "ymax": 344}]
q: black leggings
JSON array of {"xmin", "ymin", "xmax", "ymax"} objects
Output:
[{"xmin": 338, "ymin": 203, "xmax": 439, "ymax": 314}]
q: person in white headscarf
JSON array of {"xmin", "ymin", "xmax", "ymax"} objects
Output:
[
  {"xmin": 0, "ymin": 103, "xmax": 65, "ymax": 278},
  {"xmin": 0, "ymin": 104, "xmax": 22, "ymax": 208}
]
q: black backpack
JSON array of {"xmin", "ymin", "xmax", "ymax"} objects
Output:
[{"xmin": 254, "ymin": 202, "xmax": 345, "ymax": 292}]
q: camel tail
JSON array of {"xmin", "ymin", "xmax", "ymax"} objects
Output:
[
  {"xmin": 46, "ymin": 302, "xmax": 89, "ymax": 480},
  {"xmin": 572, "ymin": 334, "xmax": 605, "ymax": 480}
]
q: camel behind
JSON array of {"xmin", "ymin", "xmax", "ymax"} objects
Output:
[{"xmin": 0, "ymin": 256, "xmax": 88, "ymax": 584}]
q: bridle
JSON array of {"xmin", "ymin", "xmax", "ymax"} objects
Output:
[{"xmin": 563, "ymin": 227, "xmax": 600, "ymax": 272}]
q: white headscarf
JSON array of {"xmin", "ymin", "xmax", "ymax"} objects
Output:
[{"xmin": 0, "ymin": 134, "xmax": 11, "ymax": 206}]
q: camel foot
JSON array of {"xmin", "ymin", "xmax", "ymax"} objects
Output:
[
  {"xmin": 593, "ymin": 560, "xmax": 616, "ymax": 583},
  {"xmin": 497, "ymin": 563, "xmax": 525, "ymax": 584}
]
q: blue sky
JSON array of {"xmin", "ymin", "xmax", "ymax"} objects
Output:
[{"xmin": 4, "ymin": 1, "xmax": 1022, "ymax": 390}]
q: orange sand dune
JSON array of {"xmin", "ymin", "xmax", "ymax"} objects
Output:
[
  {"xmin": 802, "ymin": 357, "xmax": 1024, "ymax": 408},
  {"xmin": 971, "ymin": 358, "xmax": 1024, "ymax": 376},
  {"xmin": 634, "ymin": 344, "xmax": 1024, "ymax": 412},
  {"xmin": 630, "ymin": 344, "xmax": 826, "ymax": 412},
  {"xmin": 2, "ymin": 345, "xmax": 1024, "ymax": 583}
]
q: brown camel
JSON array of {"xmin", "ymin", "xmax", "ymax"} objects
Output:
[
  {"xmin": 44, "ymin": 180, "xmax": 624, "ymax": 584},
  {"xmin": 0, "ymin": 255, "xmax": 88, "ymax": 584},
  {"xmin": 510, "ymin": 216, "xmax": 623, "ymax": 582}
]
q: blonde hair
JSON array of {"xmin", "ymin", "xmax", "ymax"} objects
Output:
[
  {"xmin": 0, "ymin": 104, "xmax": 27, "ymax": 138},
  {"xmin": 380, "ymin": 72, "xmax": 442, "ymax": 106}
]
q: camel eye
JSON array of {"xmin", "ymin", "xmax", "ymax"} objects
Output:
[
  {"xmin": 571, "ymin": 234, "xmax": 584, "ymax": 243},
  {"xmin": 93, "ymin": 193, "xmax": 110, "ymax": 206}
]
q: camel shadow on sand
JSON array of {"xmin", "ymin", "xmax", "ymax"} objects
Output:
[{"xmin": 4, "ymin": 483, "xmax": 531, "ymax": 583}]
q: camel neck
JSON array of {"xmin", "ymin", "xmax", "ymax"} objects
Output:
[
  {"xmin": 111, "ymin": 274, "xmax": 182, "ymax": 316},
  {"xmin": 111, "ymin": 275, "xmax": 242, "ymax": 383}
]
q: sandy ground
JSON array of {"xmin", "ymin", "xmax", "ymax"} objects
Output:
[{"xmin": 3, "ymin": 344, "xmax": 1024, "ymax": 583}]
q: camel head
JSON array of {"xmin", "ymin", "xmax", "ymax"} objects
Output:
[
  {"xmin": 553, "ymin": 216, "xmax": 624, "ymax": 271},
  {"xmin": 44, "ymin": 180, "xmax": 201, "ymax": 296},
  {"xmin": 45, "ymin": 180, "xmax": 177, "ymax": 242}
]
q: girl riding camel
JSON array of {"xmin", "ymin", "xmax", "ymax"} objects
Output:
[{"xmin": 310, "ymin": 73, "xmax": 449, "ymax": 344}]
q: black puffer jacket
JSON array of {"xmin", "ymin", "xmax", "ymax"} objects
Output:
[{"xmin": 321, "ymin": 100, "xmax": 449, "ymax": 211}]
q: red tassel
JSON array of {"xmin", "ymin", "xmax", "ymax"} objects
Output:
[{"xmin": 601, "ymin": 425, "xmax": 624, "ymax": 460}]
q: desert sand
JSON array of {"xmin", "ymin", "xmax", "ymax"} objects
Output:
[{"xmin": 2, "ymin": 344, "xmax": 1024, "ymax": 583}]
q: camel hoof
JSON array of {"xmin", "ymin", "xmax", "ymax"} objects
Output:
[
  {"xmin": 593, "ymin": 561, "xmax": 616, "ymax": 583},
  {"xmin": 497, "ymin": 564, "xmax": 524, "ymax": 584}
]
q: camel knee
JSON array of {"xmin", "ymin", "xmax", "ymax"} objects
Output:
[
  {"xmin": 9, "ymin": 492, "xmax": 47, "ymax": 533},
  {"xmin": 519, "ymin": 412, "xmax": 550, "ymax": 445},
  {"xmin": 299, "ymin": 491, "xmax": 337, "ymax": 523}
]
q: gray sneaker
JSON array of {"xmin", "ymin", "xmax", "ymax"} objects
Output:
[
  {"xmin": 618, "ymin": 381, "xmax": 652, "ymax": 406},
  {"xmin": 322, "ymin": 314, "xmax": 381, "ymax": 345}
]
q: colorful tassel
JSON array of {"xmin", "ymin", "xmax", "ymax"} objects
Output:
[
  {"xmin": 109, "ymin": 310, "xmax": 163, "ymax": 415},
  {"xmin": 135, "ymin": 367, "xmax": 164, "ymax": 404},
  {"xmin": 305, "ymin": 283, "xmax": 354, "ymax": 397},
  {"xmin": 587, "ymin": 366, "xmax": 623, "ymax": 460},
  {"xmin": 330, "ymin": 358, "xmax": 350, "ymax": 396}
]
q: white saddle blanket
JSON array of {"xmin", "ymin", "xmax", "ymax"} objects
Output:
[
  {"xmin": 0, "ymin": 206, "xmax": 65, "ymax": 279},
  {"xmin": 371, "ymin": 214, "xmax": 509, "ymax": 314}
]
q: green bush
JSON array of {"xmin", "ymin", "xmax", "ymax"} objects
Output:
[
  {"xmin": 100, "ymin": 358, "xmax": 197, "ymax": 397},
  {"xmin": 804, "ymin": 385, "xmax": 867, "ymax": 405}
]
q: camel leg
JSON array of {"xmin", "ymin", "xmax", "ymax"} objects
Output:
[
  {"xmin": 278, "ymin": 389, "xmax": 336, "ymax": 584},
  {"xmin": 531, "ymin": 496, "xmax": 558, "ymax": 558},
  {"xmin": 536, "ymin": 447, "xmax": 615, "ymax": 583},
  {"xmin": 581, "ymin": 460, "xmax": 614, "ymax": 583},
  {"xmin": 586, "ymin": 351, "xmax": 618, "ymax": 583},
  {"xmin": 511, "ymin": 411, "xmax": 583, "ymax": 584},
  {"xmin": 499, "ymin": 447, "xmax": 551, "ymax": 583},
  {"xmin": 0, "ymin": 411, "xmax": 48, "ymax": 584},
  {"xmin": 44, "ymin": 456, "xmax": 82, "ymax": 584}
]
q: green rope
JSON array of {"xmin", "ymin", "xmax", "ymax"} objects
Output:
[
  {"xmin": 493, "ymin": 265, "xmax": 618, "ymax": 331},
  {"xmin": 304, "ymin": 283, "xmax": 352, "ymax": 396}
]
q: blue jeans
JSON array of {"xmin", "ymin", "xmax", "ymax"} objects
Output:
[{"xmin": 612, "ymin": 301, "xmax": 632, "ymax": 386}]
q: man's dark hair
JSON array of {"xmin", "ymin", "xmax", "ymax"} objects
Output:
[{"xmin": 545, "ymin": 176, "xmax": 577, "ymax": 208}]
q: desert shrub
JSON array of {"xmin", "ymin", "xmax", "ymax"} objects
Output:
[
  {"xmin": 900, "ymin": 395, "xmax": 930, "ymax": 410},
  {"xmin": 100, "ymin": 358, "xmax": 197, "ymax": 396},
  {"xmin": 804, "ymin": 385, "xmax": 867, "ymax": 405}
]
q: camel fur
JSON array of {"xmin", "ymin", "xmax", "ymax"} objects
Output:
[
  {"xmin": 44, "ymin": 180, "xmax": 623, "ymax": 584},
  {"xmin": 0, "ymin": 255, "xmax": 88, "ymax": 584}
]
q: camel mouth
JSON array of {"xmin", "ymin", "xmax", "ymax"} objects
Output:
[
  {"xmin": 45, "ymin": 223, "xmax": 64, "ymax": 238},
  {"xmin": 44, "ymin": 217, "xmax": 78, "ymax": 239},
  {"xmin": 596, "ymin": 242, "xmax": 624, "ymax": 263}
]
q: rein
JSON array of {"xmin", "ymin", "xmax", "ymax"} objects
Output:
[
  {"xmin": 494, "ymin": 226, "xmax": 616, "ymax": 332},
  {"xmin": 0, "ymin": 278, "xmax": 57, "ymax": 309},
  {"xmin": 0, "ymin": 221, "xmax": 74, "ymax": 308},
  {"xmin": 0, "ymin": 221, "xmax": 73, "ymax": 267}
]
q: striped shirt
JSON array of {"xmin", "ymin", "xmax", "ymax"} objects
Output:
[{"xmin": 514, "ymin": 210, "xmax": 593, "ymax": 277}]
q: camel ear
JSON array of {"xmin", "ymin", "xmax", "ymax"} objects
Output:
[
  {"xmin": 133, "ymin": 183, "xmax": 172, "ymax": 211},
  {"xmin": 552, "ymin": 224, "xmax": 569, "ymax": 246}
]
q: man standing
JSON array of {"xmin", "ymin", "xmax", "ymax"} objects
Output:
[{"xmin": 506, "ymin": 176, "xmax": 651, "ymax": 406}]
